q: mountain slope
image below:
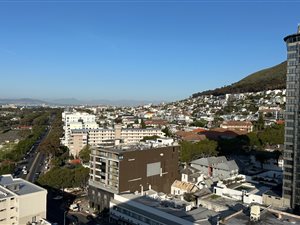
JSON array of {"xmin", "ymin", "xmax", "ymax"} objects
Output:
[{"xmin": 193, "ymin": 61, "xmax": 287, "ymax": 97}]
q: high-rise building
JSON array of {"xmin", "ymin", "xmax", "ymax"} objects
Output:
[
  {"xmin": 283, "ymin": 25, "xmax": 300, "ymax": 210},
  {"xmin": 88, "ymin": 138, "xmax": 180, "ymax": 212}
]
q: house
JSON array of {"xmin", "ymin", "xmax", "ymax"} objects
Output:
[
  {"xmin": 190, "ymin": 156, "xmax": 239, "ymax": 179},
  {"xmin": 171, "ymin": 180, "xmax": 199, "ymax": 195}
]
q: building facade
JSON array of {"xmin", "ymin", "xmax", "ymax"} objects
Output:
[
  {"xmin": 62, "ymin": 112, "xmax": 164, "ymax": 156},
  {"xmin": 0, "ymin": 175, "xmax": 48, "ymax": 225},
  {"xmin": 220, "ymin": 120, "xmax": 253, "ymax": 133},
  {"xmin": 190, "ymin": 156, "xmax": 239, "ymax": 180},
  {"xmin": 88, "ymin": 140, "xmax": 180, "ymax": 212},
  {"xmin": 283, "ymin": 25, "xmax": 300, "ymax": 210}
]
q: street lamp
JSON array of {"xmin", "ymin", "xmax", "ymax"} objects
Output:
[{"xmin": 64, "ymin": 211, "xmax": 68, "ymax": 225}]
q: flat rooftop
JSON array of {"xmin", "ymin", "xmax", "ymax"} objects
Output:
[
  {"xmin": 0, "ymin": 174, "xmax": 46, "ymax": 196},
  {"xmin": 92, "ymin": 141, "xmax": 179, "ymax": 154},
  {"xmin": 117, "ymin": 192, "xmax": 237, "ymax": 225},
  {"xmin": 222, "ymin": 209, "xmax": 300, "ymax": 225}
]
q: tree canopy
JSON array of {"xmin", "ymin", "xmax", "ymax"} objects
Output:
[
  {"xmin": 180, "ymin": 140, "xmax": 218, "ymax": 162},
  {"xmin": 79, "ymin": 145, "xmax": 91, "ymax": 163}
]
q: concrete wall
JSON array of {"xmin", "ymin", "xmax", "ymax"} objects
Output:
[
  {"xmin": 18, "ymin": 191, "xmax": 47, "ymax": 224},
  {"xmin": 198, "ymin": 199, "xmax": 228, "ymax": 212},
  {"xmin": 262, "ymin": 194, "xmax": 290, "ymax": 208},
  {"xmin": 0, "ymin": 197, "xmax": 18, "ymax": 224},
  {"xmin": 214, "ymin": 186, "xmax": 243, "ymax": 201},
  {"xmin": 244, "ymin": 194, "xmax": 262, "ymax": 205}
]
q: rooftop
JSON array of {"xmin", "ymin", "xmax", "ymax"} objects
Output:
[
  {"xmin": 92, "ymin": 138, "xmax": 178, "ymax": 154},
  {"xmin": 116, "ymin": 192, "xmax": 219, "ymax": 225},
  {"xmin": 0, "ymin": 174, "xmax": 46, "ymax": 197},
  {"xmin": 221, "ymin": 208, "xmax": 300, "ymax": 225}
]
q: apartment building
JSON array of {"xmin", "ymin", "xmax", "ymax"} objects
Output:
[
  {"xmin": 63, "ymin": 112, "xmax": 164, "ymax": 156},
  {"xmin": 88, "ymin": 138, "xmax": 180, "ymax": 212},
  {"xmin": 220, "ymin": 120, "xmax": 253, "ymax": 133},
  {"xmin": 0, "ymin": 174, "xmax": 47, "ymax": 225},
  {"xmin": 283, "ymin": 25, "xmax": 300, "ymax": 211},
  {"xmin": 61, "ymin": 111, "xmax": 97, "ymax": 146}
]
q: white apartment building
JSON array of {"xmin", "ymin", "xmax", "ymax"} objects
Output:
[
  {"xmin": 63, "ymin": 112, "xmax": 164, "ymax": 156},
  {"xmin": 0, "ymin": 175, "xmax": 48, "ymax": 225},
  {"xmin": 61, "ymin": 111, "xmax": 97, "ymax": 146}
]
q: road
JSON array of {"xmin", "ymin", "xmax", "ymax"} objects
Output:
[
  {"xmin": 26, "ymin": 126, "xmax": 52, "ymax": 183},
  {"xmin": 12, "ymin": 128, "xmax": 48, "ymax": 180}
]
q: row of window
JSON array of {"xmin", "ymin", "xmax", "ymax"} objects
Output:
[
  {"xmin": 286, "ymin": 36, "xmax": 300, "ymax": 44},
  {"xmin": 288, "ymin": 45, "xmax": 298, "ymax": 51}
]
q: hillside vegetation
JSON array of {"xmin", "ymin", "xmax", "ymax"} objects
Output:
[{"xmin": 193, "ymin": 61, "xmax": 287, "ymax": 97}]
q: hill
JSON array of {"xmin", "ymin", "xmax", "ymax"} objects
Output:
[{"xmin": 192, "ymin": 61, "xmax": 287, "ymax": 97}]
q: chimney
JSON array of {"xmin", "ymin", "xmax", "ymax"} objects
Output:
[{"xmin": 298, "ymin": 24, "xmax": 300, "ymax": 34}]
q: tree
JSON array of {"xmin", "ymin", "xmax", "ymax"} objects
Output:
[
  {"xmin": 162, "ymin": 127, "xmax": 172, "ymax": 137},
  {"xmin": 114, "ymin": 117, "xmax": 122, "ymax": 124},
  {"xmin": 37, "ymin": 166, "xmax": 89, "ymax": 189},
  {"xmin": 180, "ymin": 140, "xmax": 218, "ymax": 162},
  {"xmin": 141, "ymin": 135, "xmax": 160, "ymax": 141},
  {"xmin": 141, "ymin": 119, "xmax": 146, "ymax": 129},
  {"xmin": 189, "ymin": 119, "xmax": 207, "ymax": 127},
  {"xmin": 255, "ymin": 112, "xmax": 265, "ymax": 131},
  {"xmin": 79, "ymin": 145, "xmax": 91, "ymax": 163}
]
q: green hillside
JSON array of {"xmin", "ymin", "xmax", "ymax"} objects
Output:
[{"xmin": 193, "ymin": 61, "xmax": 287, "ymax": 97}]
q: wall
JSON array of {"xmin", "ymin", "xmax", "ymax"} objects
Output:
[
  {"xmin": 198, "ymin": 199, "xmax": 228, "ymax": 212},
  {"xmin": 214, "ymin": 186, "xmax": 243, "ymax": 201},
  {"xmin": 119, "ymin": 146, "xmax": 180, "ymax": 194},
  {"xmin": 88, "ymin": 186, "xmax": 114, "ymax": 212},
  {"xmin": 243, "ymin": 194, "xmax": 262, "ymax": 205},
  {"xmin": 262, "ymin": 194, "xmax": 290, "ymax": 208},
  {"xmin": 18, "ymin": 191, "xmax": 47, "ymax": 224}
]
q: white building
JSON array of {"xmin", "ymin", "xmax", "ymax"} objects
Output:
[
  {"xmin": 63, "ymin": 112, "xmax": 164, "ymax": 156},
  {"xmin": 0, "ymin": 175, "xmax": 48, "ymax": 225},
  {"xmin": 62, "ymin": 111, "xmax": 97, "ymax": 147},
  {"xmin": 110, "ymin": 192, "xmax": 199, "ymax": 225}
]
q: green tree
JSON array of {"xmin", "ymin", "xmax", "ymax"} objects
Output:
[
  {"xmin": 180, "ymin": 140, "xmax": 218, "ymax": 162},
  {"xmin": 141, "ymin": 135, "xmax": 160, "ymax": 141},
  {"xmin": 141, "ymin": 119, "xmax": 146, "ymax": 129},
  {"xmin": 37, "ymin": 166, "xmax": 89, "ymax": 189},
  {"xmin": 189, "ymin": 119, "xmax": 207, "ymax": 127},
  {"xmin": 79, "ymin": 145, "xmax": 91, "ymax": 163},
  {"xmin": 162, "ymin": 127, "xmax": 172, "ymax": 137},
  {"xmin": 255, "ymin": 112, "xmax": 265, "ymax": 131}
]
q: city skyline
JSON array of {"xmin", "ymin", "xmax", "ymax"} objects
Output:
[{"xmin": 0, "ymin": 1, "xmax": 299, "ymax": 101}]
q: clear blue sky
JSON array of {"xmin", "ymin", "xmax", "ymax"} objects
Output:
[{"xmin": 0, "ymin": 0, "xmax": 299, "ymax": 101}]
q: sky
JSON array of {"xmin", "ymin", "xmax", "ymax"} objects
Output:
[{"xmin": 0, "ymin": 0, "xmax": 299, "ymax": 102}]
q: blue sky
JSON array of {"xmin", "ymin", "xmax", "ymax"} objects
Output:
[{"xmin": 0, "ymin": 0, "xmax": 299, "ymax": 101}]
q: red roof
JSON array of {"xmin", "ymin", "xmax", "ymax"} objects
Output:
[
  {"xmin": 276, "ymin": 120, "xmax": 285, "ymax": 125},
  {"xmin": 69, "ymin": 159, "xmax": 81, "ymax": 164}
]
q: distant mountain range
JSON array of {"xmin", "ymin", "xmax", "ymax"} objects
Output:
[
  {"xmin": 1, "ymin": 61, "xmax": 288, "ymax": 106},
  {"xmin": 0, "ymin": 98, "xmax": 163, "ymax": 107},
  {"xmin": 192, "ymin": 61, "xmax": 287, "ymax": 97}
]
